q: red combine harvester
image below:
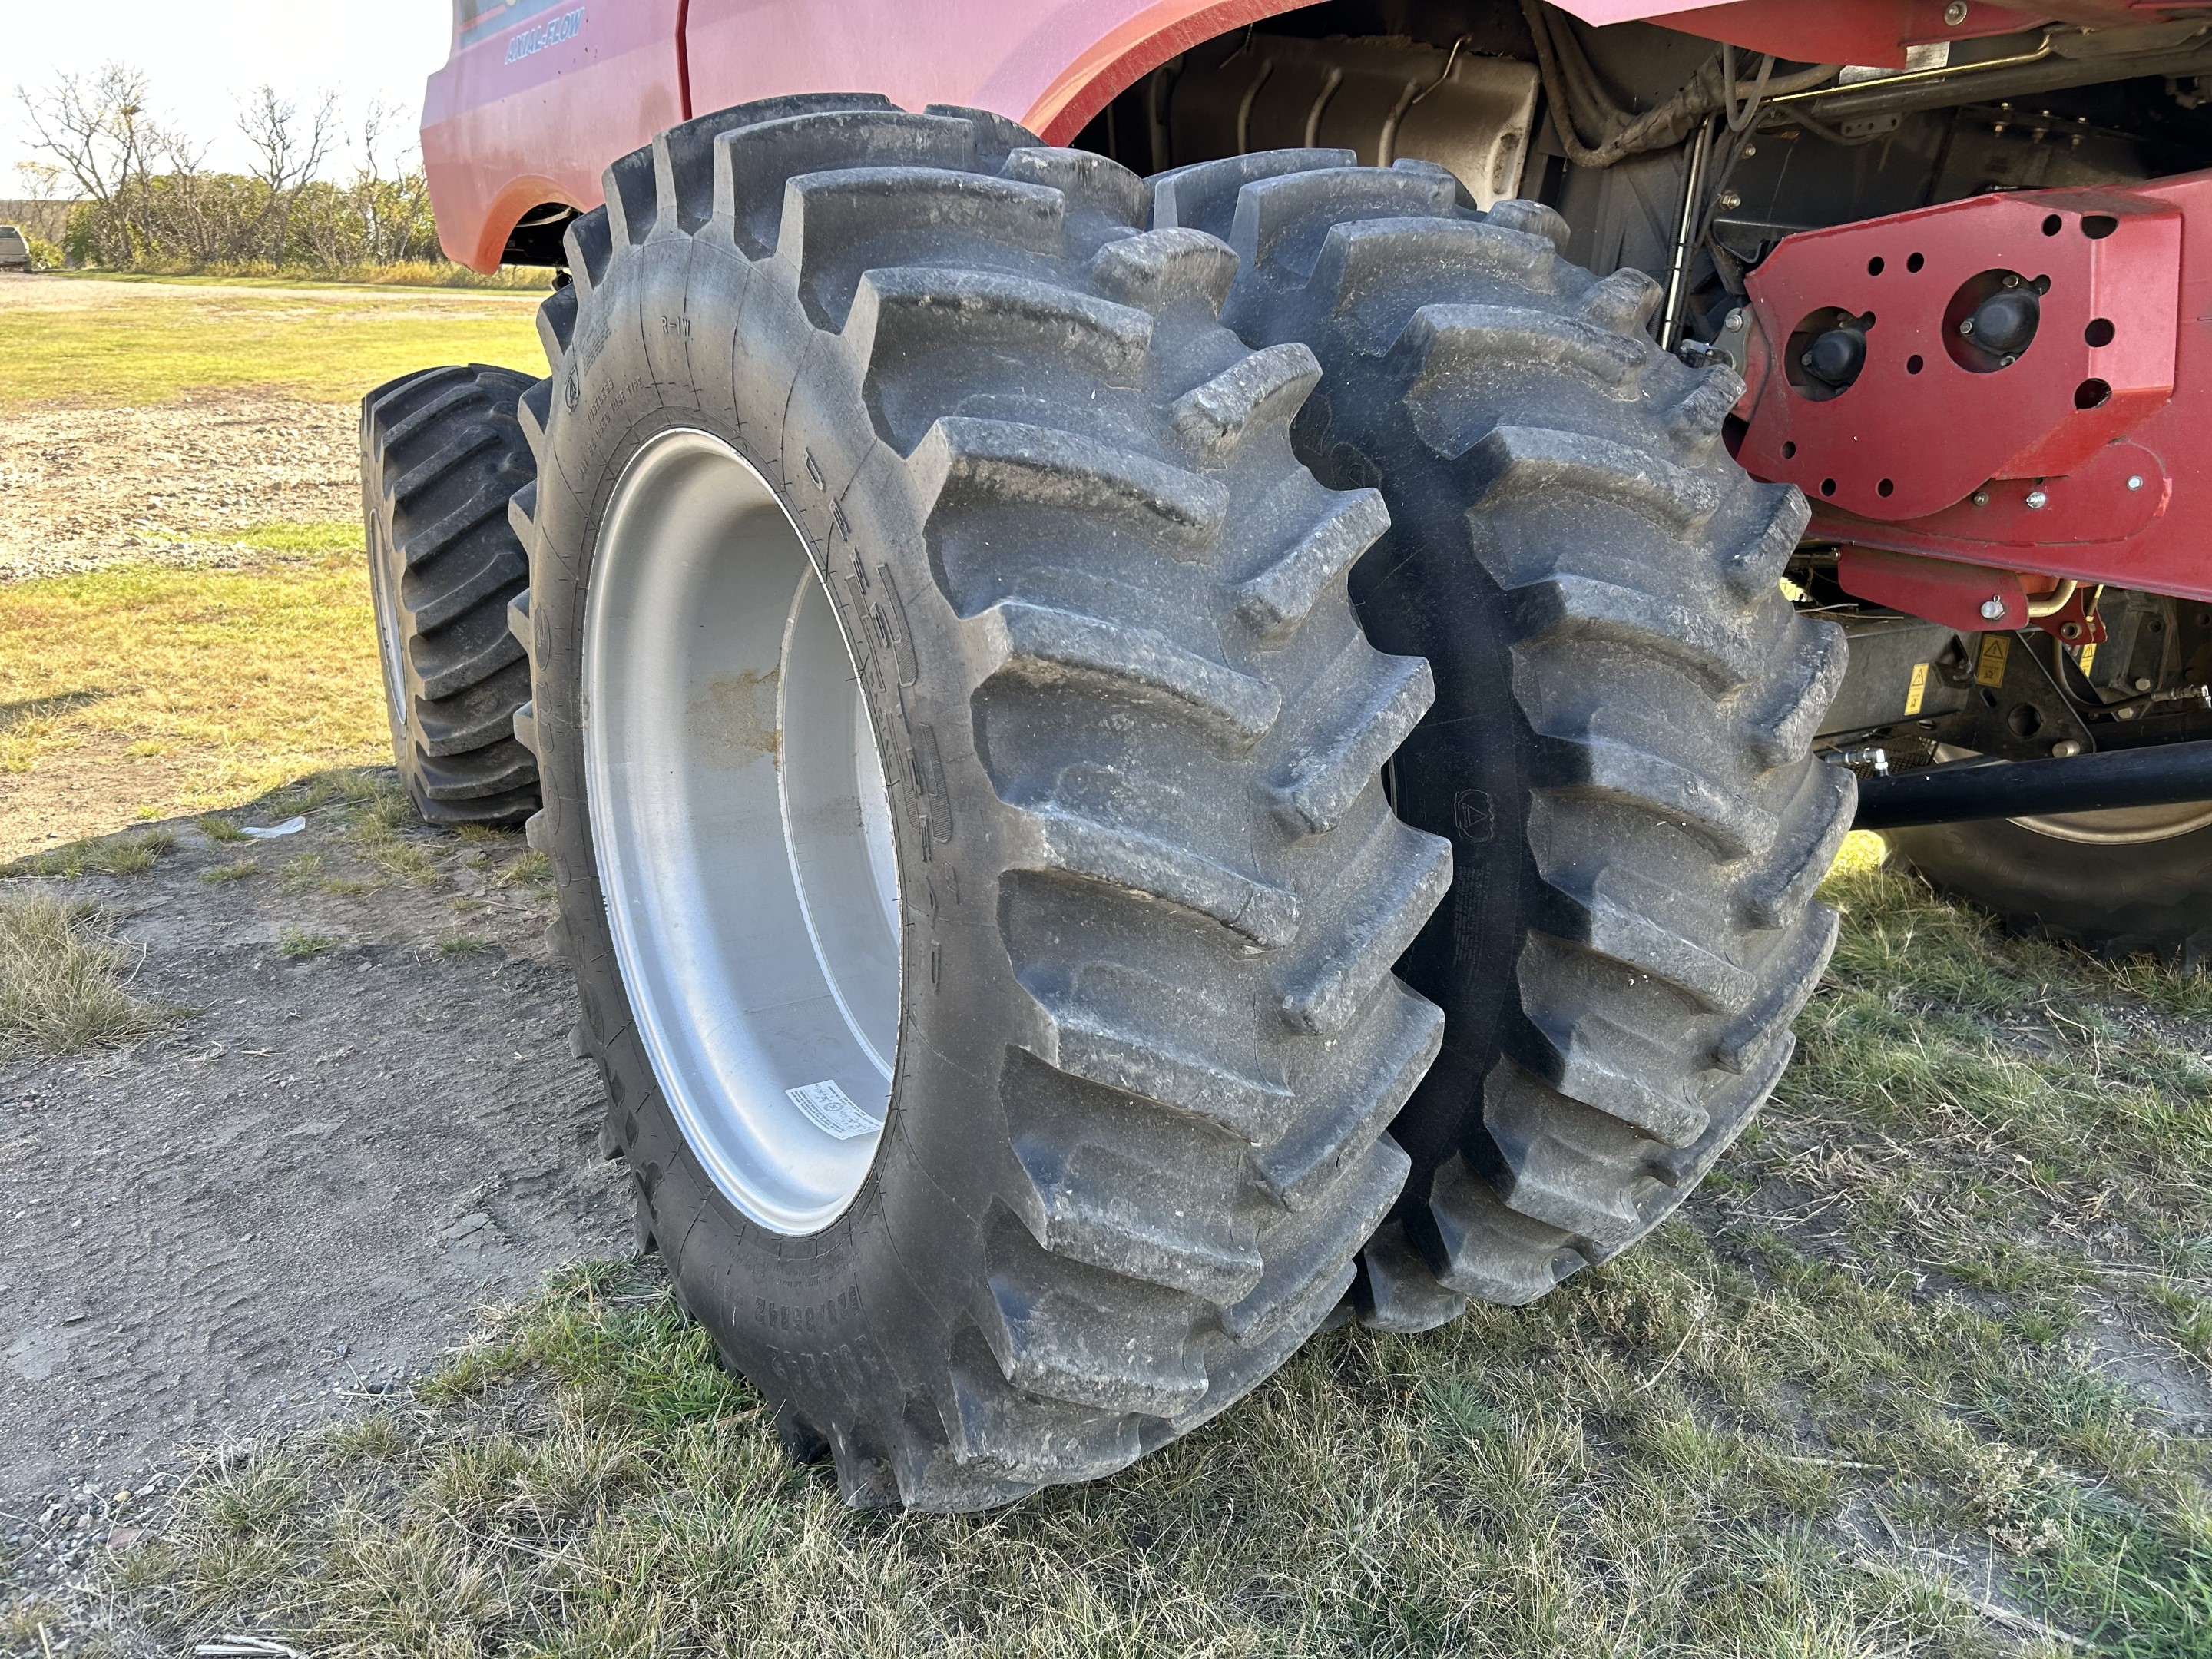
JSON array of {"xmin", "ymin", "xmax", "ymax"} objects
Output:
[{"xmin": 362, "ymin": 0, "xmax": 2212, "ymax": 1508}]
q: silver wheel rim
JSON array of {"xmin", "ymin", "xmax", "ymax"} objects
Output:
[
  {"xmin": 1930, "ymin": 744, "xmax": 2212, "ymax": 844},
  {"xmin": 369, "ymin": 515, "xmax": 409, "ymax": 733},
  {"xmin": 2011, "ymin": 799, "xmax": 2212, "ymax": 843},
  {"xmin": 584, "ymin": 429, "xmax": 900, "ymax": 1235}
]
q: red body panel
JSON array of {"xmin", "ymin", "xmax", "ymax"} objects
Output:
[
  {"xmin": 422, "ymin": 0, "xmax": 2038, "ymax": 270},
  {"xmin": 1566, "ymin": 2, "xmax": 2207, "ymax": 65},
  {"xmin": 424, "ymin": 0, "xmax": 687, "ymax": 273},
  {"xmin": 423, "ymin": 0, "xmax": 1311, "ymax": 270},
  {"xmin": 686, "ymin": 0, "xmax": 1296, "ymax": 154},
  {"xmin": 1734, "ymin": 177, "xmax": 2212, "ymax": 605}
]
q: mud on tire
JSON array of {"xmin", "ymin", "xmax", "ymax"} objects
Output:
[
  {"xmin": 1152, "ymin": 154, "xmax": 1855, "ymax": 1330},
  {"xmin": 361, "ymin": 363, "xmax": 542, "ymax": 824},
  {"xmin": 507, "ymin": 101, "xmax": 1449, "ymax": 1508}
]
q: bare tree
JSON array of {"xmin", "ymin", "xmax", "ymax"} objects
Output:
[
  {"xmin": 350, "ymin": 98, "xmax": 436, "ymax": 265},
  {"xmin": 237, "ymin": 83, "xmax": 336, "ymax": 263},
  {"xmin": 14, "ymin": 65, "xmax": 165, "ymax": 261},
  {"xmin": 152, "ymin": 125, "xmax": 218, "ymax": 263}
]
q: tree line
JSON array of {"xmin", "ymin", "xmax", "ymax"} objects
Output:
[{"xmin": 13, "ymin": 65, "xmax": 448, "ymax": 273}]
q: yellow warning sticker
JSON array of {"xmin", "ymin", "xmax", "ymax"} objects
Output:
[
  {"xmin": 1905, "ymin": 661, "xmax": 1929, "ymax": 717},
  {"xmin": 2078, "ymin": 641, "xmax": 2098, "ymax": 675},
  {"xmin": 1976, "ymin": 633, "xmax": 2011, "ymax": 688}
]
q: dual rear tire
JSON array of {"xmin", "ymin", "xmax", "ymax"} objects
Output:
[
  {"xmin": 360, "ymin": 363, "xmax": 541, "ymax": 823},
  {"xmin": 1889, "ymin": 809, "xmax": 2212, "ymax": 968},
  {"xmin": 362, "ymin": 104, "xmax": 1846, "ymax": 1507},
  {"xmin": 500, "ymin": 100, "xmax": 1449, "ymax": 1508}
]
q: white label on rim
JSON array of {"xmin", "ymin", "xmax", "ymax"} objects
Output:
[{"xmin": 785, "ymin": 1079, "xmax": 881, "ymax": 1141}]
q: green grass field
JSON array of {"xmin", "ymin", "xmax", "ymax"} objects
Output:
[
  {"xmin": 3, "ymin": 276, "xmax": 2207, "ymax": 1658},
  {"xmin": 0, "ymin": 276, "xmax": 544, "ymax": 409},
  {"xmin": 0, "ymin": 274, "xmax": 546, "ymax": 856},
  {"xmin": 0, "ymin": 533, "xmax": 389, "ymax": 856}
]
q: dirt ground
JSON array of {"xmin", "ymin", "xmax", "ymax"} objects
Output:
[
  {"xmin": 0, "ymin": 272, "xmax": 542, "ymax": 581},
  {"xmin": 0, "ymin": 803, "xmax": 631, "ymax": 1588},
  {"xmin": 0, "ymin": 396, "xmax": 357, "ymax": 581},
  {"xmin": 0, "ymin": 274, "xmax": 629, "ymax": 1601}
]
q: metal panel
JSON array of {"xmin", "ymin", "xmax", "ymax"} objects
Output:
[
  {"xmin": 1731, "ymin": 173, "xmax": 2212, "ymax": 604},
  {"xmin": 1162, "ymin": 32, "xmax": 1541, "ymax": 207},
  {"xmin": 422, "ymin": 0, "xmax": 687, "ymax": 273}
]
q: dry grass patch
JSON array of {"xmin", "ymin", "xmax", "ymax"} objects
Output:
[
  {"xmin": 5, "ymin": 827, "xmax": 177, "ymax": 879},
  {"xmin": 0, "ymin": 894, "xmax": 170, "ymax": 1056},
  {"xmin": 0, "ymin": 557, "xmax": 386, "ymax": 858},
  {"xmin": 104, "ymin": 840, "xmax": 2212, "ymax": 1658},
  {"xmin": 276, "ymin": 926, "xmax": 339, "ymax": 959}
]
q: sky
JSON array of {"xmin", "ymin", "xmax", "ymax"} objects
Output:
[{"xmin": 4, "ymin": 1, "xmax": 453, "ymax": 192}]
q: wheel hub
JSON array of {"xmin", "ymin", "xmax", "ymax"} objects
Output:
[{"xmin": 584, "ymin": 429, "xmax": 900, "ymax": 1235}]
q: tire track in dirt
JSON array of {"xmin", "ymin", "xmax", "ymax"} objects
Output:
[{"xmin": 0, "ymin": 804, "xmax": 629, "ymax": 1571}]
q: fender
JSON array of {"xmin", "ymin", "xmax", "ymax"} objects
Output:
[{"xmin": 425, "ymin": 0, "xmax": 2023, "ymax": 272}]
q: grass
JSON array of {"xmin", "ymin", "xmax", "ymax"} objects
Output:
[
  {"xmin": 5, "ymin": 828, "xmax": 177, "ymax": 879},
  {"xmin": 57, "ymin": 262, "xmax": 549, "ymax": 292},
  {"xmin": 346, "ymin": 783, "xmax": 442, "ymax": 886},
  {"xmin": 94, "ymin": 836, "xmax": 2212, "ymax": 1659},
  {"xmin": 0, "ymin": 894, "xmax": 169, "ymax": 1056},
  {"xmin": 0, "ymin": 555, "xmax": 387, "ymax": 857},
  {"xmin": 0, "ymin": 278, "xmax": 545, "ymax": 408},
  {"xmin": 276, "ymin": 926, "xmax": 338, "ymax": 959},
  {"xmin": 230, "ymin": 519, "xmax": 365, "ymax": 555}
]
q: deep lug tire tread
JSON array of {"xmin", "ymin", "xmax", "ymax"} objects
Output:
[
  {"xmin": 512, "ymin": 104, "xmax": 1448, "ymax": 1510},
  {"xmin": 359, "ymin": 363, "xmax": 542, "ymax": 823},
  {"xmin": 1153, "ymin": 157, "xmax": 1852, "ymax": 1320}
]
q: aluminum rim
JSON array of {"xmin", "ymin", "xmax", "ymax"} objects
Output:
[
  {"xmin": 369, "ymin": 516, "xmax": 409, "ymax": 733},
  {"xmin": 1931, "ymin": 744, "xmax": 2212, "ymax": 844},
  {"xmin": 584, "ymin": 429, "xmax": 901, "ymax": 1235},
  {"xmin": 2011, "ymin": 798, "xmax": 2212, "ymax": 843}
]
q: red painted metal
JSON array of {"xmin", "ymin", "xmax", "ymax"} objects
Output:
[
  {"xmin": 684, "ymin": 0, "xmax": 1298, "ymax": 153},
  {"xmin": 1834, "ymin": 548, "xmax": 2110, "ymax": 641},
  {"xmin": 425, "ymin": 0, "xmax": 2085, "ymax": 272},
  {"xmin": 424, "ymin": 0, "xmax": 1318, "ymax": 270},
  {"xmin": 2032, "ymin": 582, "xmax": 2109, "ymax": 645},
  {"xmin": 1559, "ymin": 0, "xmax": 2209, "ymax": 65},
  {"xmin": 1568, "ymin": 1, "xmax": 2041, "ymax": 67},
  {"xmin": 423, "ymin": 0, "xmax": 687, "ymax": 273},
  {"xmin": 1735, "ymin": 187, "xmax": 2181, "ymax": 520},
  {"xmin": 1734, "ymin": 174, "xmax": 2212, "ymax": 604},
  {"xmin": 1837, "ymin": 546, "xmax": 2032, "ymax": 631}
]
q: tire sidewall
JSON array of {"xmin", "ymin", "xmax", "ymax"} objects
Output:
[
  {"xmin": 362, "ymin": 452, "xmax": 412, "ymax": 780},
  {"xmin": 525, "ymin": 230, "xmax": 1031, "ymax": 1437},
  {"xmin": 1889, "ymin": 815, "xmax": 2212, "ymax": 963}
]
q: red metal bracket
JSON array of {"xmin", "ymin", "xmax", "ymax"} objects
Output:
[
  {"xmin": 1834, "ymin": 548, "xmax": 2110, "ymax": 641},
  {"xmin": 1836, "ymin": 546, "xmax": 2029, "ymax": 631},
  {"xmin": 1733, "ymin": 171, "xmax": 2212, "ymax": 607},
  {"xmin": 1736, "ymin": 187, "xmax": 2180, "ymax": 521}
]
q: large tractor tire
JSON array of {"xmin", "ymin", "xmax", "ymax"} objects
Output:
[
  {"xmin": 1151, "ymin": 154, "xmax": 1856, "ymax": 1330},
  {"xmin": 1888, "ymin": 806, "xmax": 2212, "ymax": 969},
  {"xmin": 505, "ymin": 100, "xmax": 1449, "ymax": 1509},
  {"xmin": 361, "ymin": 363, "xmax": 541, "ymax": 823}
]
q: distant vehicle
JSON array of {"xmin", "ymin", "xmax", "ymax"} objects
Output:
[{"xmin": 0, "ymin": 226, "xmax": 29, "ymax": 272}]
